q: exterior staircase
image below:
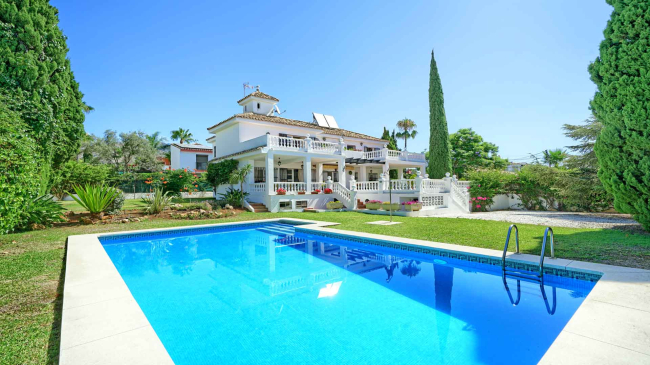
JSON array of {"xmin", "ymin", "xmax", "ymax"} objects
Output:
[
  {"xmin": 249, "ymin": 202, "xmax": 269, "ymax": 213},
  {"xmin": 357, "ymin": 199, "xmax": 366, "ymax": 209}
]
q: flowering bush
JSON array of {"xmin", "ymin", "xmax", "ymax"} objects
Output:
[
  {"xmin": 324, "ymin": 188, "xmax": 333, "ymax": 194},
  {"xmin": 276, "ymin": 188, "xmax": 286, "ymax": 194},
  {"xmin": 144, "ymin": 169, "xmax": 207, "ymax": 197},
  {"xmin": 312, "ymin": 189, "xmax": 321, "ymax": 193},
  {"xmin": 402, "ymin": 201, "xmax": 420, "ymax": 205},
  {"xmin": 368, "ymin": 200, "xmax": 382, "ymax": 204}
]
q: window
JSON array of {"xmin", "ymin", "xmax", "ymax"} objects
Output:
[
  {"xmin": 347, "ymin": 145, "xmax": 356, "ymax": 151},
  {"xmin": 254, "ymin": 167, "xmax": 265, "ymax": 183},
  {"xmin": 279, "ymin": 201, "xmax": 291, "ymax": 211},
  {"xmin": 257, "ymin": 103, "xmax": 261, "ymax": 109},
  {"xmin": 213, "ymin": 146, "xmax": 216, "ymax": 157},
  {"xmin": 196, "ymin": 155, "xmax": 208, "ymax": 170},
  {"xmin": 296, "ymin": 200, "xmax": 307, "ymax": 209},
  {"xmin": 368, "ymin": 172, "xmax": 379, "ymax": 181}
]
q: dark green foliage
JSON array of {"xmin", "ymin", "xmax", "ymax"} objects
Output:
[
  {"xmin": 427, "ymin": 50, "xmax": 452, "ymax": 178},
  {"xmin": 81, "ymin": 130, "xmax": 161, "ymax": 173},
  {"xmin": 219, "ymin": 187, "xmax": 248, "ymax": 208},
  {"xmin": 49, "ymin": 160, "xmax": 114, "ymax": 199},
  {"xmin": 0, "ymin": 100, "xmax": 40, "ymax": 233},
  {"xmin": 207, "ymin": 159, "xmax": 239, "ymax": 188},
  {"xmin": 17, "ymin": 195, "xmax": 65, "ymax": 230},
  {"xmin": 466, "ymin": 170, "xmax": 517, "ymax": 212},
  {"xmin": 0, "ymin": 0, "xmax": 87, "ymax": 168},
  {"xmin": 68, "ymin": 184, "xmax": 119, "ymax": 215},
  {"xmin": 589, "ymin": 0, "xmax": 650, "ymax": 230},
  {"xmin": 563, "ymin": 115, "xmax": 603, "ymax": 170},
  {"xmin": 380, "ymin": 127, "xmax": 399, "ymax": 150},
  {"xmin": 449, "ymin": 128, "xmax": 508, "ymax": 178}
]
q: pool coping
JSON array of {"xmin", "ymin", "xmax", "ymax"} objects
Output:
[{"xmin": 61, "ymin": 218, "xmax": 650, "ymax": 365}]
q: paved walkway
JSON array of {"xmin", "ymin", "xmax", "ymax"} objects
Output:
[{"xmin": 435, "ymin": 210, "xmax": 643, "ymax": 231}]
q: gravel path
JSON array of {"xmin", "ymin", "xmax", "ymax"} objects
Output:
[{"xmin": 434, "ymin": 210, "xmax": 643, "ymax": 231}]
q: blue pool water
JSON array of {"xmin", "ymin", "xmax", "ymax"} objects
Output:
[{"xmin": 101, "ymin": 223, "xmax": 596, "ymax": 365}]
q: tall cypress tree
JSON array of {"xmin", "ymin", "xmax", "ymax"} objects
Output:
[
  {"xmin": 427, "ymin": 50, "xmax": 451, "ymax": 178},
  {"xmin": 0, "ymin": 0, "xmax": 88, "ymax": 170},
  {"xmin": 589, "ymin": 0, "xmax": 650, "ymax": 231}
]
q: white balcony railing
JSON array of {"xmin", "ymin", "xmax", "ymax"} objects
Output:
[
  {"xmin": 311, "ymin": 140, "xmax": 340, "ymax": 154},
  {"xmin": 356, "ymin": 181, "xmax": 380, "ymax": 192},
  {"xmin": 421, "ymin": 179, "xmax": 448, "ymax": 193},
  {"xmin": 273, "ymin": 182, "xmax": 307, "ymax": 193},
  {"xmin": 268, "ymin": 135, "xmax": 306, "ymax": 150},
  {"xmin": 390, "ymin": 179, "xmax": 418, "ymax": 191},
  {"xmin": 249, "ymin": 183, "xmax": 266, "ymax": 193}
]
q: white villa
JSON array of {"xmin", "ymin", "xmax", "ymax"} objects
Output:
[
  {"xmin": 206, "ymin": 89, "xmax": 470, "ymax": 214},
  {"xmin": 170, "ymin": 143, "xmax": 212, "ymax": 172}
]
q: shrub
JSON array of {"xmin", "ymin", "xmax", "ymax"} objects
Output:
[
  {"xmin": 50, "ymin": 161, "xmax": 114, "ymax": 199},
  {"xmin": 465, "ymin": 169, "xmax": 515, "ymax": 212},
  {"xmin": 206, "ymin": 159, "xmax": 239, "ymax": 189},
  {"xmin": 105, "ymin": 189, "xmax": 126, "ymax": 215},
  {"xmin": 0, "ymin": 104, "xmax": 41, "ymax": 234},
  {"xmin": 514, "ymin": 165, "xmax": 559, "ymax": 210},
  {"xmin": 142, "ymin": 188, "xmax": 173, "ymax": 214},
  {"xmin": 69, "ymin": 184, "xmax": 120, "ymax": 215},
  {"xmin": 555, "ymin": 169, "xmax": 613, "ymax": 212},
  {"xmin": 324, "ymin": 188, "xmax": 333, "ymax": 194},
  {"xmin": 219, "ymin": 187, "xmax": 248, "ymax": 208},
  {"xmin": 17, "ymin": 196, "xmax": 66, "ymax": 230}
]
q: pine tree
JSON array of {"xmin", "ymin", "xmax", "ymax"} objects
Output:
[
  {"xmin": 589, "ymin": 0, "xmax": 650, "ymax": 231},
  {"xmin": 0, "ymin": 0, "xmax": 88, "ymax": 169},
  {"xmin": 427, "ymin": 50, "xmax": 451, "ymax": 178},
  {"xmin": 380, "ymin": 127, "xmax": 399, "ymax": 150}
]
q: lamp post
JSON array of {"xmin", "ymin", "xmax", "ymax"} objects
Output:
[{"xmin": 388, "ymin": 174, "xmax": 393, "ymax": 223}]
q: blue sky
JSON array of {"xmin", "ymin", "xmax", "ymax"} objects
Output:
[{"xmin": 53, "ymin": 0, "xmax": 612, "ymax": 162}]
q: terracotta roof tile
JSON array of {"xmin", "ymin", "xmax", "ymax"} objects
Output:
[
  {"xmin": 209, "ymin": 146, "xmax": 264, "ymax": 162},
  {"xmin": 236, "ymin": 90, "xmax": 280, "ymax": 104},
  {"xmin": 207, "ymin": 113, "xmax": 387, "ymax": 142}
]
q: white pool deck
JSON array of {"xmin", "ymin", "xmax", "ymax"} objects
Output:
[{"xmin": 61, "ymin": 218, "xmax": 650, "ymax": 365}]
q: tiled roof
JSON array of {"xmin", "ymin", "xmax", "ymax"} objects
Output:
[
  {"xmin": 207, "ymin": 113, "xmax": 387, "ymax": 142},
  {"xmin": 237, "ymin": 90, "xmax": 280, "ymax": 104},
  {"xmin": 210, "ymin": 146, "xmax": 264, "ymax": 162},
  {"xmin": 171, "ymin": 143, "xmax": 212, "ymax": 151}
]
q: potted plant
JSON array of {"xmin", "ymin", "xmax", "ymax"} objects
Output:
[
  {"xmin": 402, "ymin": 201, "xmax": 422, "ymax": 211},
  {"xmin": 366, "ymin": 200, "xmax": 382, "ymax": 210},
  {"xmin": 326, "ymin": 201, "xmax": 344, "ymax": 210},
  {"xmin": 324, "ymin": 188, "xmax": 333, "ymax": 194},
  {"xmin": 382, "ymin": 201, "xmax": 400, "ymax": 211},
  {"xmin": 311, "ymin": 189, "xmax": 321, "ymax": 194},
  {"xmin": 298, "ymin": 190, "xmax": 306, "ymax": 195},
  {"xmin": 276, "ymin": 188, "xmax": 286, "ymax": 195}
]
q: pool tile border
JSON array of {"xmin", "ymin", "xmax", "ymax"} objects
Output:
[{"xmin": 62, "ymin": 218, "xmax": 650, "ymax": 365}]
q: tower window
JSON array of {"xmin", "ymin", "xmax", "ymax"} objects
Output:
[{"xmin": 257, "ymin": 103, "xmax": 260, "ymax": 109}]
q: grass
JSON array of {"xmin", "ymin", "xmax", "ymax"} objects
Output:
[
  {"xmin": 58, "ymin": 197, "xmax": 214, "ymax": 213},
  {"xmin": 1, "ymin": 210, "xmax": 649, "ymax": 364}
]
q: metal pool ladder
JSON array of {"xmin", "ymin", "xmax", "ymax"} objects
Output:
[{"xmin": 502, "ymin": 225, "xmax": 555, "ymax": 280}]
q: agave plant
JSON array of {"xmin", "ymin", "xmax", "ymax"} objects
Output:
[
  {"xmin": 142, "ymin": 187, "xmax": 173, "ymax": 214},
  {"xmin": 68, "ymin": 184, "xmax": 119, "ymax": 216},
  {"xmin": 18, "ymin": 195, "xmax": 66, "ymax": 230}
]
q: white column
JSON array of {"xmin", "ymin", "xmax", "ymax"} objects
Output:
[
  {"xmin": 317, "ymin": 162, "xmax": 324, "ymax": 182},
  {"xmin": 304, "ymin": 155, "xmax": 311, "ymax": 193},
  {"xmin": 398, "ymin": 167, "xmax": 404, "ymax": 180},
  {"xmin": 338, "ymin": 157, "xmax": 346, "ymax": 185},
  {"xmin": 382, "ymin": 162, "xmax": 389, "ymax": 176},
  {"xmin": 266, "ymin": 151, "xmax": 274, "ymax": 195},
  {"xmin": 359, "ymin": 165, "xmax": 367, "ymax": 182}
]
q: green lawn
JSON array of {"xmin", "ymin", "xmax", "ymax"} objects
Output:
[{"xmin": 1, "ymin": 211, "xmax": 649, "ymax": 364}]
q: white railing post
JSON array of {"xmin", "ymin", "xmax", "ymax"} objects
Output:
[
  {"xmin": 349, "ymin": 175, "xmax": 356, "ymax": 191},
  {"xmin": 326, "ymin": 176, "xmax": 333, "ymax": 191},
  {"xmin": 443, "ymin": 172, "xmax": 452, "ymax": 192},
  {"xmin": 305, "ymin": 134, "xmax": 312, "ymax": 152},
  {"xmin": 339, "ymin": 138, "xmax": 346, "ymax": 156},
  {"xmin": 415, "ymin": 170, "xmax": 423, "ymax": 201}
]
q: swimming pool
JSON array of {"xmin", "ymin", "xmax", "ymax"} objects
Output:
[{"xmin": 100, "ymin": 222, "xmax": 597, "ymax": 365}]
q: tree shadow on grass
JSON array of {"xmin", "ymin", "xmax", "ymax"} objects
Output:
[{"xmin": 46, "ymin": 238, "xmax": 67, "ymax": 365}]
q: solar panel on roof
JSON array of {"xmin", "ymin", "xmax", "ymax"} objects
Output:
[
  {"xmin": 323, "ymin": 115, "xmax": 339, "ymax": 129},
  {"xmin": 312, "ymin": 112, "xmax": 329, "ymax": 127}
]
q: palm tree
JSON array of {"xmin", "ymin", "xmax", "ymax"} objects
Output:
[
  {"xmin": 170, "ymin": 128, "xmax": 196, "ymax": 144},
  {"xmin": 542, "ymin": 149, "xmax": 567, "ymax": 167},
  {"xmin": 229, "ymin": 164, "xmax": 253, "ymax": 206},
  {"xmin": 395, "ymin": 118, "xmax": 418, "ymax": 151},
  {"xmin": 146, "ymin": 132, "xmax": 167, "ymax": 150}
]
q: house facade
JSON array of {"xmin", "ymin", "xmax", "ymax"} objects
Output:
[
  {"xmin": 170, "ymin": 143, "xmax": 212, "ymax": 172},
  {"xmin": 206, "ymin": 89, "xmax": 470, "ymax": 214}
]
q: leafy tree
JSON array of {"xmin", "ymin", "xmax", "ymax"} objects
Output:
[
  {"xmin": 229, "ymin": 164, "xmax": 253, "ymax": 192},
  {"xmin": 206, "ymin": 159, "xmax": 239, "ymax": 189},
  {"xmin": 380, "ymin": 127, "xmax": 399, "ymax": 150},
  {"xmin": 49, "ymin": 161, "xmax": 114, "ymax": 199},
  {"xmin": 0, "ymin": 0, "xmax": 89, "ymax": 169},
  {"xmin": 589, "ymin": 0, "xmax": 650, "ymax": 230},
  {"xmin": 562, "ymin": 115, "xmax": 602, "ymax": 170},
  {"xmin": 449, "ymin": 128, "xmax": 508, "ymax": 178},
  {"xmin": 170, "ymin": 128, "xmax": 196, "ymax": 144},
  {"xmin": 395, "ymin": 118, "xmax": 418, "ymax": 150},
  {"xmin": 542, "ymin": 149, "xmax": 567, "ymax": 168},
  {"xmin": 427, "ymin": 50, "xmax": 452, "ymax": 178},
  {"xmin": 84, "ymin": 130, "xmax": 161, "ymax": 173}
]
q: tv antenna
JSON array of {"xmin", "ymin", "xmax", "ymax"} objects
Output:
[{"xmin": 243, "ymin": 82, "xmax": 259, "ymax": 97}]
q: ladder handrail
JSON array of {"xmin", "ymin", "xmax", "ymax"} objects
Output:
[
  {"xmin": 538, "ymin": 227, "xmax": 555, "ymax": 277},
  {"xmin": 501, "ymin": 224, "xmax": 519, "ymax": 271}
]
